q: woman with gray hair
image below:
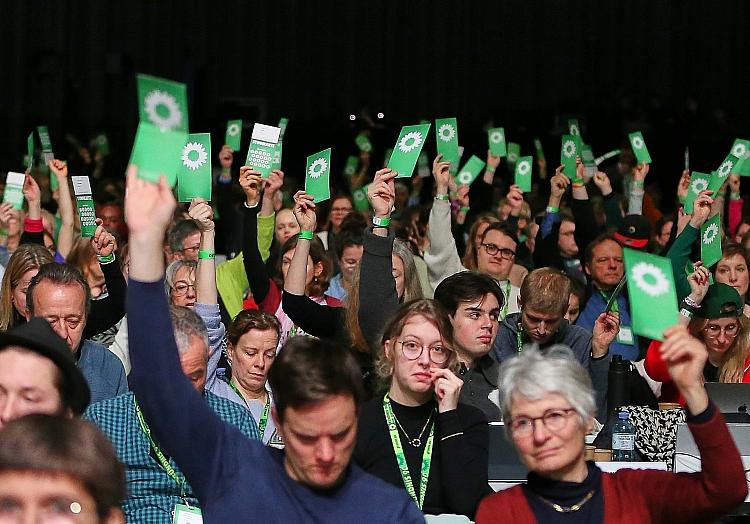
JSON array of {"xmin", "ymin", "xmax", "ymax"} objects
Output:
[{"xmin": 476, "ymin": 325, "xmax": 747, "ymax": 523}]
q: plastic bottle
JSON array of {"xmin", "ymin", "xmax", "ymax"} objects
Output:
[{"xmin": 611, "ymin": 411, "xmax": 636, "ymax": 461}]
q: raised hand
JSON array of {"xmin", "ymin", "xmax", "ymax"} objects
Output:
[
  {"xmin": 593, "ymin": 171, "xmax": 613, "ymax": 196},
  {"xmin": 486, "ymin": 149, "xmax": 501, "ymax": 171},
  {"xmin": 432, "ymin": 154, "xmax": 452, "ymax": 194},
  {"xmin": 676, "ymin": 170, "xmax": 691, "ymax": 203},
  {"xmin": 91, "ymin": 218, "xmax": 117, "ymax": 258},
  {"xmin": 550, "ymin": 171, "xmax": 570, "ymax": 201},
  {"xmin": 686, "ymin": 262, "xmax": 710, "ymax": 305},
  {"xmin": 292, "ymin": 191, "xmax": 317, "ymax": 233},
  {"xmin": 367, "ymin": 168, "xmax": 396, "ymax": 219},
  {"xmin": 239, "ymin": 166, "xmax": 263, "ymax": 207},
  {"xmin": 506, "ymin": 185, "xmax": 524, "ymax": 216},
  {"xmin": 0, "ymin": 203, "xmax": 14, "ymax": 232},
  {"xmin": 688, "ymin": 190, "xmax": 714, "ymax": 229},
  {"xmin": 22, "ymin": 173, "xmax": 41, "ymax": 203},
  {"xmin": 456, "ymin": 184, "xmax": 470, "ymax": 208},
  {"xmin": 660, "ymin": 324, "xmax": 709, "ymax": 415},
  {"xmin": 729, "ymin": 173, "xmax": 741, "ymax": 195},
  {"xmin": 633, "ymin": 162, "xmax": 650, "ymax": 182},
  {"xmin": 188, "ymin": 198, "xmax": 215, "ymax": 233},
  {"xmin": 431, "ymin": 368, "xmax": 463, "ymax": 413},
  {"xmin": 48, "ymin": 159, "xmax": 68, "ymax": 180},
  {"xmin": 592, "ymin": 311, "xmax": 620, "ymax": 358},
  {"xmin": 124, "ymin": 166, "xmax": 176, "ymax": 238}
]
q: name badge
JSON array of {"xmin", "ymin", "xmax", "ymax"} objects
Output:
[
  {"xmin": 617, "ymin": 326, "xmax": 634, "ymax": 345},
  {"xmin": 173, "ymin": 504, "xmax": 203, "ymax": 524}
]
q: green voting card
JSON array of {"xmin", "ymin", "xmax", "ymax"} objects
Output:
[
  {"xmin": 700, "ymin": 214, "xmax": 723, "ymax": 269},
  {"xmin": 225, "ymin": 120, "xmax": 242, "ymax": 151},
  {"xmin": 129, "ymin": 74, "xmax": 189, "ymax": 186},
  {"xmin": 684, "ymin": 172, "xmax": 710, "ymax": 214},
  {"xmin": 37, "ymin": 126, "xmax": 54, "ymax": 164},
  {"xmin": 388, "ymin": 123, "xmax": 431, "ymax": 178},
  {"xmin": 3, "ymin": 172, "xmax": 25, "ymax": 210},
  {"xmin": 435, "ymin": 118, "xmax": 459, "ymax": 167},
  {"xmin": 514, "ymin": 156, "xmax": 533, "ymax": 192},
  {"xmin": 94, "ymin": 133, "xmax": 110, "ymax": 156},
  {"xmin": 305, "ymin": 148, "xmax": 331, "ymax": 203},
  {"xmin": 355, "ymin": 133, "xmax": 373, "ymax": 153},
  {"xmin": 278, "ymin": 117, "xmax": 289, "ymax": 139},
  {"xmin": 624, "ymin": 248, "xmax": 678, "ymax": 341},
  {"xmin": 506, "ymin": 142, "xmax": 520, "ymax": 165},
  {"xmin": 26, "ymin": 132, "xmax": 34, "ymax": 170},
  {"xmin": 730, "ymin": 139, "xmax": 750, "ymax": 177},
  {"xmin": 353, "ymin": 184, "xmax": 370, "ymax": 211},
  {"xmin": 560, "ymin": 135, "xmax": 579, "ymax": 181},
  {"xmin": 568, "ymin": 119, "xmax": 581, "ymax": 137},
  {"xmin": 343, "ymin": 155, "xmax": 359, "ymax": 177},
  {"xmin": 455, "ymin": 155, "xmax": 486, "ymax": 186},
  {"xmin": 271, "ymin": 142, "xmax": 283, "ymax": 171},
  {"xmin": 245, "ymin": 123, "xmax": 281, "ymax": 178},
  {"xmin": 533, "ymin": 138, "xmax": 545, "ymax": 161},
  {"xmin": 707, "ymin": 153, "xmax": 739, "ymax": 195},
  {"xmin": 71, "ymin": 176, "xmax": 97, "ymax": 237},
  {"xmin": 488, "ymin": 127, "xmax": 507, "ymax": 156},
  {"xmin": 628, "ymin": 132, "xmax": 652, "ymax": 164},
  {"xmin": 177, "ymin": 133, "xmax": 212, "ymax": 202}
]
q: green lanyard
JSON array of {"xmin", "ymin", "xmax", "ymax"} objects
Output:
[
  {"xmin": 382, "ymin": 394, "xmax": 434, "ymax": 510},
  {"xmin": 600, "ymin": 290, "xmax": 619, "ymax": 313},
  {"xmin": 133, "ymin": 398, "xmax": 187, "ymax": 497},
  {"xmin": 500, "ymin": 281, "xmax": 512, "ymax": 321},
  {"xmin": 516, "ymin": 322, "xmax": 524, "ymax": 354},
  {"xmin": 228, "ymin": 379, "xmax": 271, "ymax": 439}
]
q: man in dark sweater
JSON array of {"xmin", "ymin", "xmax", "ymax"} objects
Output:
[{"xmin": 124, "ymin": 169, "xmax": 424, "ymax": 523}]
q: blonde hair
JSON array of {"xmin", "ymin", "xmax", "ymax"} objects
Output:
[
  {"xmin": 689, "ymin": 316, "xmax": 750, "ymax": 383},
  {"xmin": 0, "ymin": 244, "xmax": 54, "ymax": 330}
]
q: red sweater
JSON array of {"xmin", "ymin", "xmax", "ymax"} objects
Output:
[{"xmin": 476, "ymin": 409, "xmax": 747, "ymax": 523}]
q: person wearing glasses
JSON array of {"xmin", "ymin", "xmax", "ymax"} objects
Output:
[
  {"xmin": 165, "ymin": 260, "xmax": 197, "ymax": 308},
  {"xmin": 165, "ymin": 219, "xmax": 201, "ymax": 262},
  {"xmin": 354, "ymin": 299, "xmax": 489, "ymax": 518},
  {"xmin": 646, "ymin": 277, "xmax": 750, "ymax": 403},
  {"xmin": 476, "ymin": 327, "xmax": 747, "ymax": 523},
  {"xmin": 424, "ymin": 154, "xmax": 521, "ymax": 320},
  {"xmin": 491, "ymin": 268, "xmax": 619, "ymax": 419}
]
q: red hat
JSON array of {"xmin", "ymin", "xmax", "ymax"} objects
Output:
[{"xmin": 614, "ymin": 214, "xmax": 651, "ymax": 250}]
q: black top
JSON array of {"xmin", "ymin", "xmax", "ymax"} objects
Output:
[
  {"xmin": 523, "ymin": 461, "xmax": 604, "ymax": 523},
  {"xmin": 457, "ymin": 356, "xmax": 503, "ymax": 422},
  {"xmin": 353, "ymin": 396, "xmax": 490, "ymax": 517}
]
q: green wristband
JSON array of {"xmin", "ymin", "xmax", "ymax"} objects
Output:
[
  {"xmin": 198, "ymin": 250, "xmax": 215, "ymax": 260},
  {"xmin": 372, "ymin": 216, "xmax": 391, "ymax": 228},
  {"xmin": 546, "ymin": 206, "xmax": 559, "ymax": 213},
  {"xmin": 731, "ymin": 192, "xmax": 742, "ymax": 201},
  {"xmin": 435, "ymin": 194, "xmax": 450, "ymax": 201},
  {"xmin": 298, "ymin": 230, "xmax": 314, "ymax": 240},
  {"xmin": 459, "ymin": 206, "xmax": 470, "ymax": 214},
  {"xmin": 633, "ymin": 180, "xmax": 645, "ymax": 189},
  {"xmin": 97, "ymin": 253, "xmax": 115, "ymax": 264}
]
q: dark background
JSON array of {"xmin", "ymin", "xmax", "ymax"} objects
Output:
[{"xmin": 1, "ymin": 0, "xmax": 748, "ymax": 204}]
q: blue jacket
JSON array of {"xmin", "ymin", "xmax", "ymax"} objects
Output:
[{"xmin": 77, "ymin": 339, "xmax": 128, "ymax": 404}]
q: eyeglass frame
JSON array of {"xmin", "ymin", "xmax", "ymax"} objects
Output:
[
  {"xmin": 702, "ymin": 322, "xmax": 740, "ymax": 339},
  {"xmin": 508, "ymin": 408, "xmax": 578, "ymax": 438},
  {"xmin": 481, "ymin": 243, "xmax": 516, "ymax": 260},
  {"xmin": 170, "ymin": 280, "xmax": 196, "ymax": 297},
  {"xmin": 395, "ymin": 339, "xmax": 451, "ymax": 365}
]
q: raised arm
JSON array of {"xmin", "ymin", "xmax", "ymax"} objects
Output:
[
  {"xmin": 569, "ymin": 160, "xmax": 599, "ymax": 252},
  {"xmin": 239, "ymin": 166, "xmax": 273, "ymax": 305},
  {"xmin": 358, "ymin": 169, "xmax": 400, "ymax": 349},
  {"xmin": 19, "ymin": 173, "xmax": 44, "ymax": 246},
  {"xmin": 125, "ymin": 167, "xmax": 247, "ymax": 503},
  {"xmin": 667, "ymin": 191, "xmax": 713, "ymax": 301},
  {"xmin": 83, "ymin": 221, "xmax": 126, "ymax": 338},
  {"xmin": 628, "ymin": 162, "xmax": 649, "ymax": 215},
  {"xmin": 48, "ymin": 159, "xmax": 75, "ymax": 258}
]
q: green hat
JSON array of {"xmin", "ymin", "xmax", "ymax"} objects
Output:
[{"xmin": 695, "ymin": 283, "xmax": 743, "ymax": 319}]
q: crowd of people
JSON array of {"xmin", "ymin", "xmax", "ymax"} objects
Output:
[{"xmin": 0, "ymin": 122, "xmax": 748, "ymax": 523}]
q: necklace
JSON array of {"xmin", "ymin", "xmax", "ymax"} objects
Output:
[
  {"xmin": 391, "ymin": 407, "xmax": 434, "ymax": 448},
  {"xmin": 534, "ymin": 489, "xmax": 595, "ymax": 513}
]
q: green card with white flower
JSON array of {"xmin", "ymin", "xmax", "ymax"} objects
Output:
[
  {"xmin": 488, "ymin": 127, "xmax": 506, "ymax": 156},
  {"xmin": 700, "ymin": 214, "xmax": 723, "ymax": 269},
  {"xmin": 245, "ymin": 123, "xmax": 281, "ymax": 178},
  {"xmin": 355, "ymin": 133, "xmax": 373, "ymax": 153},
  {"xmin": 560, "ymin": 135, "xmax": 579, "ymax": 181},
  {"xmin": 435, "ymin": 118, "xmax": 459, "ymax": 169},
  {"xmin": 628, "ymin": 132, "xmax": 652, "ymax": 164},
  {"xmin": 3, "ymin": 172, "xmax": 25, "ymax": 210},
  {"xmin": 568, "ymin": 119, "xmax": 581, "ymax": 138},
  {"xmin": 388, "ymin": 123, "xmax": 431, "ymax": 178},
  {"xmin": 305, "ymin": 148, "xmax": 331, "ymax": 203},
  {"xmin": 684, "ymin": 172, "xmax": 710, "ymax": 214},
  {"xmin": 455, "ymin": 155, "xmax": 486, "ymax": 187},
  {"xmin": 225, "ymin": 120, "xmax": 242, "ymax": 151},
  {"xmin": 623, "ymin": 248, "xmax": 679, "ymax": 341},
  {"xmin": 353, "ymin": 184, "xmax": 371, "ymax": 211},
  {"xmin": 177, "ymin": 133, "xmax": 212, "ymax": 202},
  {"xmin": 731, "ymin": 139, "xmax": 750, "ymax": 177},
  {"xmin": 343, "ymin": 155, "xmax": 359, "ymax": 177},
  {"xmin": 129, "ymin": 74, "xmax": 189, "ymax": 186},
  {"xmin": 507, "ymin": 142, "xmax": 521, "ymax": 165},
  {"xmin": 707, "ymin": 153, "xmax": 739, "ymax": 195},
  {"xmin": 514, "ymin": 156, "xmax": 533, "ymax": 192}
]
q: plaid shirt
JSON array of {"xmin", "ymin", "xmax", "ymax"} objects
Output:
[{"xmin": 85, "ymin": 391, "xmax": 259, "ymax": 523}]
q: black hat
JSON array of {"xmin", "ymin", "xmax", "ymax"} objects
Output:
[
  {"xmin": 0, "ymin": 318, "xmax": 90, "ymax": 414},
  {"xmin": 614, "ymin": 214, "xmax": 652, "ymax": 250}
]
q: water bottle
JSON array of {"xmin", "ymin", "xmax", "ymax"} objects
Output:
[{"xmin": 612, "ymin": 411, "xmax": 636, "ymax": 461}]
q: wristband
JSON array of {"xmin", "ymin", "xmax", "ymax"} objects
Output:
[
  {"xmin": 572, "ymin": 183, "xmax": 584, "ymax": 189},
  {"xmin": 731, "ymin": 191, "xmax": 742, "ymax": 201},
  {"xmin": 435, "ymin": 194, "xmax": 450, "ymax": 201},
  {"xmin": 97, "ymin": 253, "xmax": 115, "ymax": 265},
  {"xmin": 486, "ymin": 167, "xmax": 496, "ymax": 174},
  {"xmin": 633, "ymin": 180, "xmax": 645, "ymax": 189},
  {"xmin": 298, "ymin": 230, "xmax": 314, "ymax": 241},
  {"xmin": 546, "ymin": 206, "xmax": 559, "ymax": 213},
  {"xmin": 459, "ymin": 206, "xmax": 470, "ymax": 214},
  {"xmin": 683, "ymin": 295, "xmax": 702, "ymax": 309},
  {"xmin": 372, "ymin": 216, "xmax": 391, "ymax": 228},
  {"xmin": 198, "ymin": 250, "xmax": 215, "ymax": 260},
  {"xmin": 679, "ymin": 307, "xmax": 694, "ymax": 320}
]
